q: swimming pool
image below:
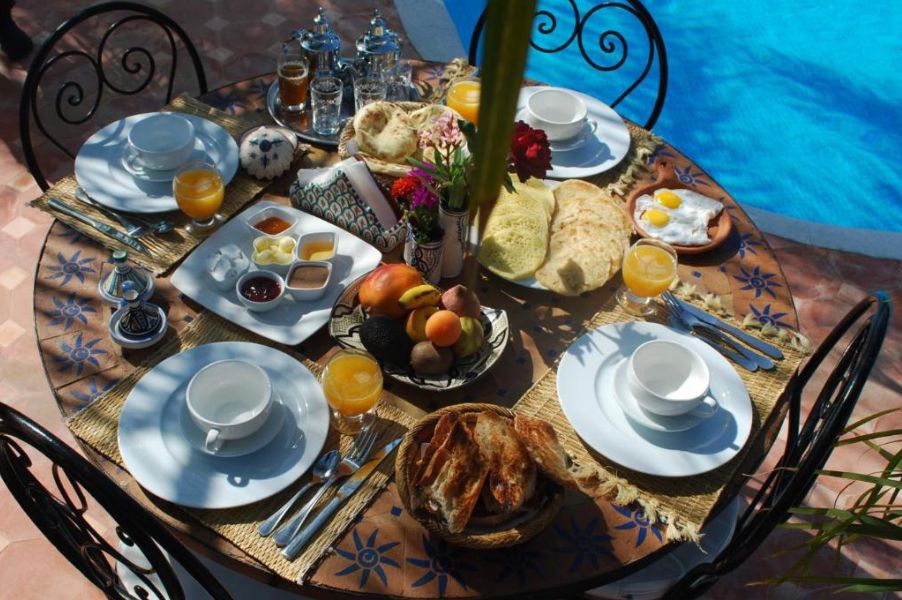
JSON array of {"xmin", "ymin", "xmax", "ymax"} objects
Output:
[{"xmin": 444, "ymin": 0, "xmax": 902, "ymax": 243}]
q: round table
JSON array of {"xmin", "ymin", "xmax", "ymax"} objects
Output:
[{"xmin": 33, "ymin": 64, "xmax": 798, "ymax": 599}]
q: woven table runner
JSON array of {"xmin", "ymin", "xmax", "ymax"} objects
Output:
[
  {"xmin": 30, "ymin": 95, "xmax": 273, "ymax": 275},
  {"xmin": 512, "ymin": 295, "xmax": 805, "ymax": 541},
  {"xmin": 67, "ymin": 311, "xmax": 416, "ymax": 582}
]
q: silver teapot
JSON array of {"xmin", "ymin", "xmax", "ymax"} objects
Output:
[
  {"xmin": 354, "ymin": 9, "xmax": 402, "ymax": 77},
  {"xmin": 292, "ymin": 7, "xmax": 343, "ymax": 77}
]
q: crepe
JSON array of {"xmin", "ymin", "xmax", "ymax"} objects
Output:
[
  {"xmin": 478, "ymin": 178, "xmax": 555, "ymax": 280},
  {"xmin": 534, "ymin": 180, "xmax": 631, "ymax": 295},
  {"xmin": 353, "ymin": 102, "xmax": 418, "ymax": 163}
]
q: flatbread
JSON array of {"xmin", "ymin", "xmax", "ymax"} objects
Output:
[
  {"xmin": 353, "ymin": 102, "xmax": 418, "ymax": 163},
  {"xmin": 535, "ymin": 180, "xmax": 631, "ymax": 295},
  {"xmin": 478, "ymin": 178, "xmax": 554, "ymax": 280}
]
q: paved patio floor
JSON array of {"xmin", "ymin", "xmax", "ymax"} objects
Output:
[{"xmin": 0, "ymin": 1, "xmax": 899, "ymax": 598}]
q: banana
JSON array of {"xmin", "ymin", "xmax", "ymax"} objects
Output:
[{"xmin": 398, "ymin": 284, "xmax": 442, "ymax": 309}]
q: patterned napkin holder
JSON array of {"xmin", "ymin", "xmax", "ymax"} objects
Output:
[{"xmin": 289, "ymin": 170, "xmax": 406, "ymax": 253}]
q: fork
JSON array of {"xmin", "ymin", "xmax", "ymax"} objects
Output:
[
  {"xmin": 662, "ymin": 294, "xmax": 774, "ymax": 371},
  {"xmin": 273, "ymin": 427, "xmax": 378, "ymax": 547},
  {"xmin": 74, "ymin": 188, "xmax": 146, "ymax": 238}
]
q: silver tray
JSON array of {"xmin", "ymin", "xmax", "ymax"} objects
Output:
[{"xmin": 266, "ymin": 79, "xmax": 418, "ymax": 148}]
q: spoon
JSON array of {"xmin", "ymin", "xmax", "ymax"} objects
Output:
[
  {"xmin": 258, "ymin": 450, "xmax": 340, "ymax": 537},
  {"xmin": 74, "ymin": 188, "xmax": 175, "ymax": 236}
]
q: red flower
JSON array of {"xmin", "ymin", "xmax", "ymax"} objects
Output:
[
  {"xmin": 509, "ymin": 121, "xmax": 552, "ymax": 182},
  {"xmin": 391, "ymin": 176, "xmax": 419, "ymax": 200}
]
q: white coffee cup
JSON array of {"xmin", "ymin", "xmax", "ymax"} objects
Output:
[
  {"xmin": 186, "ymin": 359, "xmax": 273, "ymax": 453},
  {"xmin": 627, "ymin": 340, "xmax": 718, "ymax": 418},
  {"xmin": 525, "ymin": 88, "xmax": 590, "ymax": 142},
  {"xmin": 128, "ymin": 113, "xmax": 195, "ymax": 171}
]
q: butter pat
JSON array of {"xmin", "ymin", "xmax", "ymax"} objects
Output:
[
  {"xmin": 207, "ymin": 244, "xmax": 250, "ymax": 291},
  {"xmin": 252, "ymin": 236, "xmax": 296, "ymax": 266}
]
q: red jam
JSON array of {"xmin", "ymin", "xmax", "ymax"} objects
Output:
[
  {"xmin": 240, "ymin": 276, "xmax": 281, "ymax": 302},
  {"xmin": 254, "ymin": 216, "xmax": 292, "ymax": 235}
]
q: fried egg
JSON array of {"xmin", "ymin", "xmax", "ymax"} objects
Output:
[{"xmin": 634, "ymin": 188, "xmax": 724, "ymax": 245}]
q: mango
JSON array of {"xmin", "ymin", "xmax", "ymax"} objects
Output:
[
  {"xmin": 358, "ymin": 264, "xmax": 423, "ymax": 319},
  {"xmin": 405, "ymin": 306, "xmax": 438, "ymax": 343}
]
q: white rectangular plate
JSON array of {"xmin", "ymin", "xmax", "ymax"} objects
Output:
[{"xmin": 171, "ymin": 201, "xmax": 382, "ymax": 345}]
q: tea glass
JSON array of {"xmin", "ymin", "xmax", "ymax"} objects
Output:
[
  {"xmin": 173, "ymin": 160, "xmax": 225, "ymax": 235},
  {"xmin": 353, "ymin": 74, "xmax": 387, "ymax": 112},
  {"xmin": 277, "ymin": 46, "xmax": 309, "ymax": 112},
  {"xmin": 384, "ymin": 60, "xmax": 413, "ymax": 101},
  {"xmin": 310, "ymin": 76, "xmax": 343, "ymax": 136},
  {"xmin": 321, "ymin": 348, "xmax": 383, "ymax": 434},
  {"xmin": 617, "ymin": 238, "xmax": 678, "ymax": 316}
]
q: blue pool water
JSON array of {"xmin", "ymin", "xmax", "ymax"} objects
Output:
[{"xmin": 445, "ymin": 1, "xmax": 902, "ymax": 234}]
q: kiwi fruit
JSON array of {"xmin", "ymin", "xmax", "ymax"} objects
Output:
[{"xmin": 410, "ymin": 341, "xmax": 454, "ymax": 375}]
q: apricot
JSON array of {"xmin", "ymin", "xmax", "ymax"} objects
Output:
[
  {"xmin": 425, "ymin": 310, "xmax": 462, "ymax": 347},
  {"xmin": 358, "ymin": 264, "xmax": 423, "ymax": 319}
]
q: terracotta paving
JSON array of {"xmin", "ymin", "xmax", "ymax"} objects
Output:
[{"xmin": 0, "ymin": 1, "xmax": 899, "ymax": 598}]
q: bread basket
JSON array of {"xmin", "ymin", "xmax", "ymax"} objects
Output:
[
  {"xmin": 337, "ymin": 101, "xmax": 430, "ymax": 178},
  {"xmin": 395, "ymin": 403, "xmax": 564, "ymax": 549}
]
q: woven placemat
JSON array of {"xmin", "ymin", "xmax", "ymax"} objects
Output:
[
  {"xmin": 66, "ymin": 311, "xmax": 416, "ymax": 582},
  {"xmin": 512, "ymin": 295, "xmax": 805, "ymax": 541},
  {"xmin": 30, "ymin": 95, "xmax": 274, "ymax": 275}
]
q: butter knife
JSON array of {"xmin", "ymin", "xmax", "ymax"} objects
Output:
[
  {"xmin": 664, "ymin": 292, "xmax": 784, "ymax": 360},
  {"xmin": 284, "ymin": 437, "xmax": 402, "ymax": 561},
  {"xmin": 48, "ymin": 198, "xmax": 149, "ymax": 255}
]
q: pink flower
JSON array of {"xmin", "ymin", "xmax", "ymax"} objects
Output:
[{"xmin": 418, "ymin": 113, "xmax": 463, "ymax": 151}]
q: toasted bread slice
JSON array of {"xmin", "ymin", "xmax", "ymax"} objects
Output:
[
  {"xmin": 473, "ymin": 412, "xmax": 536, "ymax": 513},
  {"xmin": 513, "ymin": 414, "xmax": 577, "ymax": 489},
  {"xmin": 413, "ymin": 417, "xmax": 488, "ymax": 533}
]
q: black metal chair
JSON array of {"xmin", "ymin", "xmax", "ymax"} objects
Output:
[
  {"xmin": 659, "ymin": 291, "xmax": 894, "ymax": 598},
  {"xmin": 0, "ymin": 401, "xmax": 234, "ymax": 599},
  {"xmin": 19, "ymin": 1, "xmax": 207, "ymax": 191},
  {"xmin": 468, "ymin": 0, "xmax": 668, "ymax": 130}
]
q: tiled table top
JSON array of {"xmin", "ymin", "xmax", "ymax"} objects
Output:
[{"xmin": 1, "ymin": 1, "xmax": 900, "ymax": 598}]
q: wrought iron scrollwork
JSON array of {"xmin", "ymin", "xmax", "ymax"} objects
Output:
[
  {"xmin": 19, "ymin": 2, "xmax": 208, "ymax": 190},
  {"xmin": 467, "ymin": 0, "xmax": 668, "ymax": 130},
  {"xmin": 0, "ymin": 401, "xmax": 234, "ymax": 599}
]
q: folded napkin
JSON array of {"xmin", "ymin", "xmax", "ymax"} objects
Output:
[{"xmin": 291, "ymin": 159, "xmax": 406, "ymax": 252}]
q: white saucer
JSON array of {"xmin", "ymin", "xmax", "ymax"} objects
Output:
[
  {"xmin": 557, "ymin": 322, "xmax": 752, "ymax": 477},
  {"xmin": 118, "ymin": 341, "xmax": 329, "ymax": 509},
  {"xmin": 612, "ymin": 361, "xmax": 713, "ymax": 433},
  {"xmin": 180, "ymin": 392, "xmax": 287, "ymax": 458},
  {"xmin": 516, "ymin": 86, "xmax": 631, "ymax": 179},
  {"xmin": 121, "ymin": 152, "xmax": 182, "ymax": 182},
  {"xmin": 75, "ymin": 112, "xmax": 239, "ymax": 214}
]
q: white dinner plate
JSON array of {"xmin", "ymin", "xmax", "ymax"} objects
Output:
[
  {"xmin": 557, "ymin": 322, "xmax": 752, "ymax": 477},
  {"xmin": 118, "ymin": 342, "xmax": 329, "ymax": 509},
  {"xmin": 74, "ymin": 112, "xmax": 239, "ymax": 214},
  {"xmin": 170, "ymin": 201, "xmax": 383, "ymax": 345},
  {"xmin": 517, "ymin": 86, "xmax": 631, "ymax": 179}
]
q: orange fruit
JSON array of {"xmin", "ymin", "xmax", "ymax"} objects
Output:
[{"xmin": 424, "ymin": 310, "xmax": 462, "ymax": 347}]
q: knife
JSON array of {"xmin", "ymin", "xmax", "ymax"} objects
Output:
[
  {"xmin": 48, "ymin": 198, "xmax": 149, "ymax": 255},
  {"xmin": 665, "ymin": 293, "xmax": 784, "ymax": 360},
  {"xmin": 283, "ymin": 437, "xmax": 402, "ymax": 561}
]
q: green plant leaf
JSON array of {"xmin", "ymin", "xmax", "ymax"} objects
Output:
[{"xmin": 464, "ymin": 0, "xmax": 538, "ymax": 288}]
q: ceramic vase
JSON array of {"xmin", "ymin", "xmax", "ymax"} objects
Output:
[
  {"xmin": 438, "ymin": 205, "xmax": 470, "ymax": 279},
  {"xmin": 403, "ymin": 227, "xmax": 444, "ymax": 284}
]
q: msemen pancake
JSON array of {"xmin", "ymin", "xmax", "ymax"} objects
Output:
[
  {"xmin": 478, "ymin": 178, "xmax": 554, "ymax": 281},
  {"xmin": 535, "ymin": 180, "xmax": 631, "ymax": 296}
]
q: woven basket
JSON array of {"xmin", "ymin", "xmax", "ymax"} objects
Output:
[
  {"xmin": 395, "ymin": 403, "xmax": 564, "ymax": 549},
  {"xmin": 337, "ymin": 101, "xmax": 431, "ymax": 178}
]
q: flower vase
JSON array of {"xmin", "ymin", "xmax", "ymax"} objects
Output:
[
  {"xmin": 438, "ymin": 206, "xmax": 470, "ymax": 279},
  {"xmin": 403, "ymin": 228, "xmax": 444, "ymax": 284}
]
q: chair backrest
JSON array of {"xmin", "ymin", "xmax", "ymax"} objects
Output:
[
  {"xmin": 0, "ymin": 401, "xmax": 234, "ymax": 600},
  {"xmin": 664, "ymin": 291, "xmax": 893, "ymax": 599},
  {"xmin": 467, "ymin": 0, "xmax": 668, "ymax": 129},
  {"xmin": 19, "ymin": 1, "xmax": 207, "ymax": 191}
]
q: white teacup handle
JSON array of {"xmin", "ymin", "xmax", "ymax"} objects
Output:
[
  {"xmin": 690, "ymin": 395, "xmax": 718, "ymax": 419},
  {"xmin": 205, "ymin": 428, "xmax": 223, "ymax": 452},
  {"xmin": 586, "ymin": 119, "xmax": 598, "ymax": 134}
]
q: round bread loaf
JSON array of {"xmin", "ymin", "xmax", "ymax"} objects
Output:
[{"xmin": 353, "ymin": 101, "xmax": 418, "ymax": 163}]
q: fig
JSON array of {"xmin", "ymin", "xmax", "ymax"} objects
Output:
[{"xmin": 441, "ymin": 284, "xmax": 481, "ymax": 318}]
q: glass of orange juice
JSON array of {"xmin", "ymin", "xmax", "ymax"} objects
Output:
[
  {"xmin": 173, "ymin": 160, "xmax": 225, "ymax": 235},
  {"xmin": 321, "ymin": 348, "xmax": 383, "ymax": 434},
  {"xmin": 446, "ymin": 79, "xmax": 480, "ymax": 125},
  {"xmin": 617, "ymin": 239, "xmax": 678, "ymax": 316}
]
